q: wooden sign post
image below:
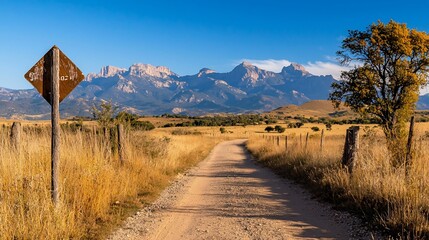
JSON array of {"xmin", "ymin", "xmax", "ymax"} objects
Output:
[
  {"xmin": 24, "ymin": 46, "xmax": 84, "ymax": 205},
  {"xmin": 51, "ymin": 47, "xmax": 60, "ymax": 205}
]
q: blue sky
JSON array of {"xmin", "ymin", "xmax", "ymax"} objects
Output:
[{"xmin": 1, "ymin": 0, "xmax": 428, "ymax": 89}]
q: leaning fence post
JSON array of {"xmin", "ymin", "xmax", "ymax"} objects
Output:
[
  {"xmin": 10, "ymin": 122, "xmax": 21, "ymax": 150},
  {"xmin": 117, "ymin": 124, "xmax": 125, "ymax": 164},
  {"xmin": 405, "ymin": 116, "xmax": 415, "ymax": 177},
  {"xmin": 342, "ymin": 126, "xmax": 359, "ymax": 173},
  {"xmin": 320, "ymin": 129, "xmax": 324, "ymax": 151}
]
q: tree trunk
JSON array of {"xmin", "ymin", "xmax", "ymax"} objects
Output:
[{"xmin": 383, "ymin": 123, "xmax": 407, "ymax": 168}]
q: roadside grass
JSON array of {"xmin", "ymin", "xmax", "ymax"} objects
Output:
[
  {"xmin": 0, "ymin": 124, "xmax": 218, "ymax": 239},
  {"xmin": 3, "ymin": 120, "xmax": 429, "ymax": 238},
  {"xmin": 246, "ymin": 124, "xmax": 429, "ymax": 239}
]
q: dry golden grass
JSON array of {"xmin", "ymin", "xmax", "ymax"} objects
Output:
[
  {"xmin": 267, "ymin": 100, "xmax": 357, "ymax": 119},
  {"xmin": 4, "ymin": 119, "xmax": 429, "ymax": 238},
  {"xmin": 247, "ymin": 122, "xmax": 429, "ymax": 239},
  {"xmin": 0, "ymin": 124, "xmax": 218, "ymax": 239}
]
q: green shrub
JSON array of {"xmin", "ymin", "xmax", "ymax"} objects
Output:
[
  {"xmin": 265, "ymin": 126, "xmax": 274, "ymax": 132},
  {"xmin": 131, "ymin": 121, "xmax": 155, "ymax": 131},
  {"xmin": 274, "ymin": 125, "xmax": 286, "ymax": 133},
  {"xmin": 219, "ymin": 127, "xmax": 226, "ymax": 134}
]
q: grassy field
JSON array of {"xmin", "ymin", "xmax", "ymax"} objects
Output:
[
  {"xmin": 0, "ymin": 122, "xmax": 220, "ymax": 239},
  {"xmin": 246, "ymin": 122, "xmax": 429, "ymax": 239},
  {"xmin": 2, "ymin": 118, "xmax": 429, "ymax": 239}
]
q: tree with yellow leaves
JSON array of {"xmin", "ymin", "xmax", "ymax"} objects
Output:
[{"xmin": 330, "ymin": 20, "xmax": 429, "ymax": 166}]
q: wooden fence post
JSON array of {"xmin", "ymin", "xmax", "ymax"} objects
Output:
[
  {"xmin": 117, "ymin": 124, "xmax": 125, "ymax": 164},
  {"xmin": 342, "ymin": 126, "xmax": 360, "ymax": 173},
  {"xmin": 305, "ymin": 132, "xmax": 309, "ymax": 150},
  {"xmin": 320, "ymin": 129, "xmax": 324, "ymax": 151},
  {"xmin": 1, "ymin": 124, "xmax": 5, "ymax": 147},
  {"xmin": 405, "ymin": 116, "xmax": 415, "ymax": 177},
  {"xmin": 285, "ymin": 135, "xmax": 288, "ymax": 150},
  {"xmin": 10, "ymin": 122, "xmax": 21, "ymax": 149},
  {"xmin": 103, "ymin": 126, "xmax": 109, "ymax": 140},
  {"xmin": 276, "ymin": 136, "xmax": 280, "ymax": 146},
  {"xmin": 91, "ymin": 125, "xmax": 97, "ymax": 154},
  {"xmin": 300, "ymin": 134, "xmax": 302, "ymax": 148}
]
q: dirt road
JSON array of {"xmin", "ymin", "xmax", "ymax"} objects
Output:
[{"xmin": 110, "ymin": 139, "xmax": 373, "ymax": 240}]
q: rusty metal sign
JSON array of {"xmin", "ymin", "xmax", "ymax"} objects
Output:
[{"xmin": 24, "ymin": 46, "xmax": 84, "ymax": 104}]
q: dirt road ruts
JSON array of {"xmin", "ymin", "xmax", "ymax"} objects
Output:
[{"xmin": 109, "ymin": 139, "xmax": 375, "ymax": 240}]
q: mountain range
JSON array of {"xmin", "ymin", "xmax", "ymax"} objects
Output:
[{"xmin": 1, "ymin": 62, "xmax": 429, "ymax": 119}]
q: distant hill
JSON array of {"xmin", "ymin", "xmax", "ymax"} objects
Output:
[
  {"xmin": 269, "ymin": 100, "xmax": 429, "ymax": 122},
  {"xmin": 268, "ymin": 100, "xmax": 357, "ymax": 119}
]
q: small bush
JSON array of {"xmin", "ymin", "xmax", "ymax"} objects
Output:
[
  {"xmin": 219, "ymin": 127, "xmax": 226, "ymax": 134},
  {"xmin": 131, "ymin": 121, "xmax": 155, "ymax": 131},
  {"xmin": 274, "ymin": 125, "xmax": 286, "ymax": 133},
  {"xmin": 325, "ymin": 122, "xmax": 332, "ymax": 131},
  {"xmin": 264, "ymin": 119, "xmax": 277, "ymax": 124},
  {"xmin": 265, "ymin": 126, "xmax": 274, "ymax": 132}
]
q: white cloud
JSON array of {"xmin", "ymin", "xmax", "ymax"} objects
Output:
[
  {"xmin": 241, "ymin": 58, "xmax": 352, "ymax": 80},
  {"xmin": 304, "ymin": 61, "xmax": 352, "ymax": 79},
  {"xmin": 239, "ymin": 59, "xmax": 292, "ymax": 72},
  {"xmin": 420, "ymin": 85, "xmax": 429, "ymax": 95}
]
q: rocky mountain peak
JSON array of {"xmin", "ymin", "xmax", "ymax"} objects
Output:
[
  {"xmin": 85, "ymin": 65, "xmax": 127, "ymax": 81},
  {"xmin": 128, "ymin": 63, "xmax": 177, "ymax": 79},
  {"xmin": 197, "ymin": 68, "xmax": 216, "ymax": 77},
  {"xmin": 226, "ymin": 62, "xmax": 279, "ymax": 88},
  {"xmin": 241, "ymin": 61, "xmax": 254, "ymax": 67},
  {"xmin": 231, "ymin": 61, "xmax": 258, "ymax": 73},
  {"xmin": 100, "ymin": 66, "xmax": 127, "ymax": 77},
  {"xmin": 281, "ymin": 63, "xmax": 311, "ymax": 77}
]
